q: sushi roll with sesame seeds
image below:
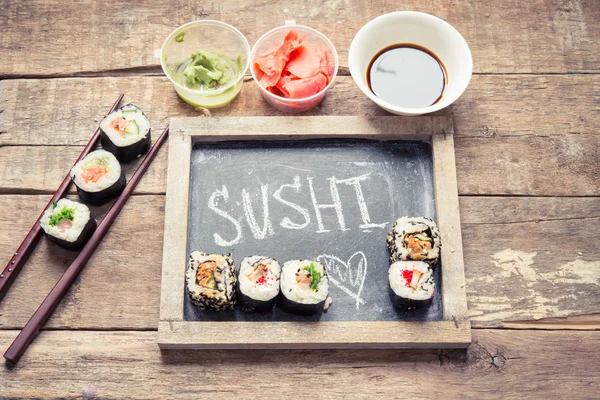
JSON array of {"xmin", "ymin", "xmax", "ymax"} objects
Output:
[
  {"xmin": 388, "ymin": 260, "xmax": 435, "ymax": 310},
  {"xmin": 279, "ymin": 260, "xmax": 329, "ymax": 316},
  {"xmin": 387, "ymin": 217, "xmax": 441, "ymax": 265},
  {"xmin": 186, "ymin": 252, "xmax": 236, "ymax": 311},
  {"xmin": 99, "ymin": 104, "xmax": 151, "ymax": 163},
  {"xmin": 237, "ymin": 256, "xmax": 281, "ymax": 313},
  {"xmin": 40, "ymin": 198, "xmax": 97, "ymax": 251}
]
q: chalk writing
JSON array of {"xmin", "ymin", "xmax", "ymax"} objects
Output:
[
  {"xmin": 272, "ymin": 175, "xmax": 311, "ymax": 230},
  {"xmin": 336, "ymin": 173, "xmax": 388, "ymax": 230},
  {"xmin": 209, "ymin": 173, "xmax": 387, "ymax": 246},
  {"xmin": 242, "ymin": 185, "xmax": 274, "ymax": 240},
  {"xmin": 307, "ymin": 176, "xmax": 349, "ymax": 233},
  {"xmin": 208, "ymin": 185, "xmax": 243, "ymax": 246}
]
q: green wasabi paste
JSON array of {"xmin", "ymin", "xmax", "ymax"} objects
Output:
[
  {"xmin": 174, "ymin": 32, "xmax": 186, "ymax": 43},
  {"xmin": 182, "ymin": 50, "xmax": 238, "ymax": 90}
]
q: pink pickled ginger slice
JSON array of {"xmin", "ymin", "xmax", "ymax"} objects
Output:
[
  {"xmin": 286, "ymin": 45, "xmax": 320, "ymax": 78},
  {"xmin": 282, "ymin": 73, "xmax": 328, "ymax": 99},
  {"xmin": 253, "ymin": 30, "xmax": 300, "ymax": 88},
  {"xmin": 318, "ymin": 49, "xmax": 331, "ymax": 83}
]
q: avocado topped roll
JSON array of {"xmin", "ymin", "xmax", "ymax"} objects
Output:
[
  {"xmin": 99, "ymin": 104, "xmax": 151, "ymax": 163},
  {"xmin": 71, "ymin": 149, "xmax": 126, "ymax": 205},
  {"xmin": 40, "ymin": 198, "xmax": 97, "ymax": 250},
  {"xmin": 387, "ymin": 217, "xmax": 441, "ymax": 265},
  {"xmin": 186, "ymin": 252, "xmax": 237, "ymax": 311},
  {"xmin": 237, "ymin": 256, "xmax": 281, "ymax": 313},
  {"xmin": 279, "ymin": 260, "xmax": 329, "ymax": 316}
]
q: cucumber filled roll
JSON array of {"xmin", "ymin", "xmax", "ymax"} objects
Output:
[
  {"xmin": 237, "ymin": 256, "xmax": 281, "ymax": 313},
  {"xmin": 186, "ymin": 252, "xmax": 236, "ymax": 311},
  {"xmin": 99, "ymin": 104, "xmax": 151, "ymax": 163},
  {"xmin": 388, "ymin": 260, "xmax": 435, "ymax": 310},
  {"xmin": 40, "ymin": 199, "xmax": 97, "ymax": 250},
  {"xmin": 279, "ymin": 260, "xmax": 329, "ymax": 316},
  {"xmin": 71, "ymin": 149, "xmax": 126, "ymax": 206},
  {"xmin": 387, "ymin": 216, "xmax": 441, "ymax": 264}
]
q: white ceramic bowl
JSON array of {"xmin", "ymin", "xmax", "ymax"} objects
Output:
[{"xmin": 348, "ymin": 11, "xmax": 472, "ymax": 116}]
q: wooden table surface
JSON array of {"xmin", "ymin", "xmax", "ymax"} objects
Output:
[{"xmin": 1, "ymin": 1, "xmax": 599, "ymax": 398}]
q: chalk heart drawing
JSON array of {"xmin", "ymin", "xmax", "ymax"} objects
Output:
[{"xmin": 317, "ymin": 252, "xmax": 367, "ymax": 309}]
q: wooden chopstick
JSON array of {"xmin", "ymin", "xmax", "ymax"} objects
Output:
[
  {"xmin": 0, "ymin": 94, "xmax": 124, "ymax": 303},
  {"xmin": 3, "ymin": 125, "xmax": 169, "ymax": 366}
]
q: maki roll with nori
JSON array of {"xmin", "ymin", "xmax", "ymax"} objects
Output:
[
  {"xmin": 279, "ymin": 260, "xmax": 329, "ymax": 316},
  {"xmin": 237, "ymin": 256, "xmax": 281, "ymax": 313},
  {"xmin": 71, "ymin": 149, "xmax": 126, "ymax": 206},
  {"xmin": 388, "ymin": 260, "xmax": 435, "ymax": 310},
  {"xmin": 186, "ymin": 252, "xmax": 236, "ymax": 311},
  {"xmin": 387, "ymin": 217, "xmax": 441, "ymax": 264},
  {"xmin": 40, "ymin": 198, "xmax": 97, "ymax": 250},
  {"xmin": 99, "ymin": 104, "xmax": 151, "ymax": 163}
]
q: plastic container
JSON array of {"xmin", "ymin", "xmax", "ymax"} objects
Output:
[
  {"xmin": 250, "ymin": 21, "xmax": 339, "ymax": 113},
  {"xmin": 160, "ymin": 20, "xmax": 251, "ymax": 108}
]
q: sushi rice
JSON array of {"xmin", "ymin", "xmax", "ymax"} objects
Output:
[
  {"xmin": 186, "ymin": 251, "xmax": 237, "ymax": 311},
  {"xmin": 40, "ymin": 199, "xmax": 92, "ymax": 243},
  {"xmin": 100, "ymin": 104, "xmax": 151, "ymax": 147},
  {"xmin": 280, "ymin": 260, "xmax": 329, "ymax": 305},
  {"xmin": 387, "ymin": 216, "xmax": 441, "ymax": 264},
  {"xmin": 71, "ymin": 150, "xmax": 122, "ymax": 192},
  {"xmin": 238, "ymin": 256, "xmax": 281, "ymax": 301},
  {"xmin": 388, "ymin": 260, "xmax": 435, "ymax": 302}
]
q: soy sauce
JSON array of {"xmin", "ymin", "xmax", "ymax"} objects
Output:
[{"xmin": 367, "ymin": 44, "xmax": 447, "ymax": 109}]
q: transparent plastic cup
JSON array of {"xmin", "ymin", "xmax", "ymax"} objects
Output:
[
  {"xmin": 250, "ymin": 21, "xmax": 339, "ymax": 113},
  {"xmin": 160, "ymin": 20, "xmax": 251, "ymax": 108}
]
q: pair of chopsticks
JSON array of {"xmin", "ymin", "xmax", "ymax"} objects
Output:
[
  {"xmin": 0, "ymin": 94, "xmax": 124, "ymax": 302},
  {"xmin": 3, "ymin": 97, "xmax": 169, "ymax": 365}
]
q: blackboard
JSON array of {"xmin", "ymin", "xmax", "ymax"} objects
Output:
[{"xmin": 184, "ymin": 139, "xmax": 442, "ymax": 322}]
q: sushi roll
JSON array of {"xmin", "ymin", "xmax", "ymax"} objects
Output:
[
  {"xmin": 387, "ymin": 216, "xmax": 441, "ymax": 264},
  {"xmin": 237, "ymin": 256, "xmax": 281, "ymax": 313},
  {"xmin": 71, "ymin": 149, "xmax": 126, "ymax": 206},
  {"xmin": 388, "ymin": 260, "xmax": 435, "ymax": 310},
  {"xmin": 279, "ymin": 260, "xmax": 329, "ymax": 316},
  {"xmin": 186, "ymin": 251, "xmax": 236, "ymax": 311},
  {"xmin": 99, "ymin": 104, "xmax": 151, "ymax": 163},
  {"xmin": 40, "ymin": 198, "xmax": 97, "ymax": 250}
]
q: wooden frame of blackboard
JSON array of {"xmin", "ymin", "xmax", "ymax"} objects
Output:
[{"xmin": 158, "ymin": 116, "xmax": 471, "ymax": 349}]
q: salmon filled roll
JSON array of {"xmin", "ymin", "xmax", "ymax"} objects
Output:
[
  {"xmin": 40, "ymin": 198, "xmax": 97, "ymax": 250},
  {"xmin": 279, "ymin": 259, "xmax": 329, "ymax": 316},
  {"xmin": 70, "ymin": 150, "xmax": 126, "ymax": 206},
  {"xmin": 99, "ymin": 104, "xmax": 151, "ymax": 163}
]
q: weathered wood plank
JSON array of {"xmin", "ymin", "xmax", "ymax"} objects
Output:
[
  {"xmin": 0, "ymin": 195, "xmax": 164, "ymax": 330},
  {"xmin": 159, "ymin": 131, "xmax": 190, "ymax": 322},
  {"xmin": 1, "ymin": 76, "xmax": 599, "ymax": 146},
  {"xmin": 2, "ymin": 135, "xmax": 597, "ymax": 197},
  {"xmin": 0, "ymin": 329, "xmax": 598, "ymax": 399},
  {"xmin": 499, "ymin": 313, "xmax": 600, "ymax": 330},
  {"xmin": 158, "ymin": 321, "xmax": 471, "ymax": 349},
  {"xmin": 0, "ymin": 145, "xmax": 169, "ymax": 195},
  {"xmin": 2, "ymin": 138, "xmax": 598, "ymax": 196},
  {"xmin": 1, "ymin": 76, "xmax": 598, "ymax": 196},
  {"xmin": 463, "ymin": 197, "xmax": 600, "ymax": 329},
  {"xmin": 1, "ymin": 0, "xmax": 598, "ymax": 75},
  {"xmin": 455, "ymin": 134, "xmax": 599, "ymax": 196},
  {"xmin": 0, "ymin": 195, "xmax": 597, "ymax": 330}
]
